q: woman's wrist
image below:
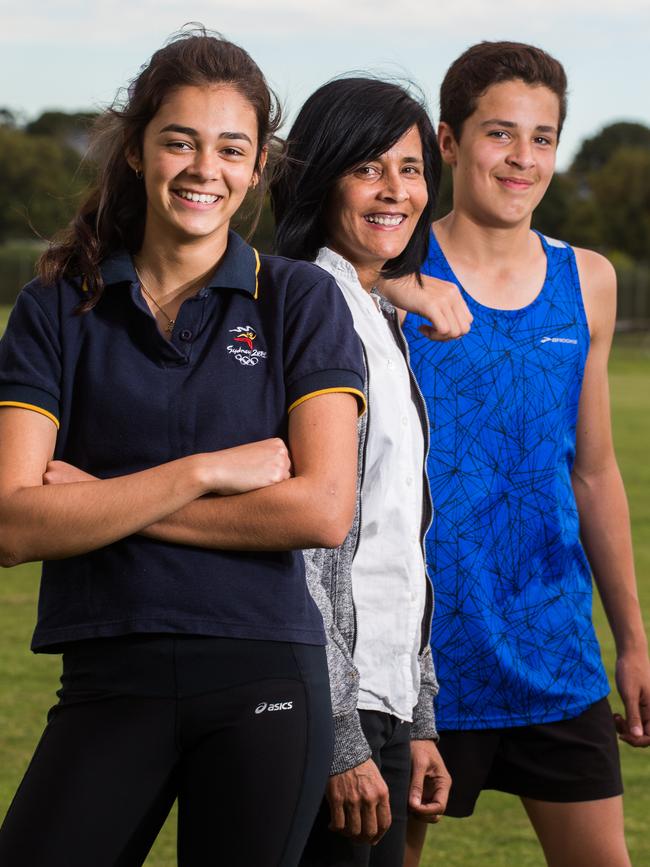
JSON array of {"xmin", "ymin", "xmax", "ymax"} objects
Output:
[{"xmin": 183, "ymin": 453, "xmax": 221, "ymax": 498}]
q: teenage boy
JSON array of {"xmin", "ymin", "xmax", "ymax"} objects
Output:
[{"xmin": 401, "ymin": 42, "xmax": 650, "ymax": 867}]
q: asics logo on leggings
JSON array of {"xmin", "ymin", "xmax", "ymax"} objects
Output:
[{"xmin": 255, "ymin": 701, "xmax": 294, "ymax": 714}]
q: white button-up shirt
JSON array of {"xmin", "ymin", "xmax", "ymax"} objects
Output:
[{"xmin": 315, "ymin": 248, "xmax": 427, "ymax": 722}]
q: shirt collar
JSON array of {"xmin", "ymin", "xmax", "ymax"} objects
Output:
[
  {"xmin": 315, "ymin": 247, "xmax": 385, "ymax": 317},
  {"xmin": 315, "ymin": 247, "xmax": 359, "ymax": 283},
  {"xmin": 99, "ymin": 231, "xmax": 260, "ymax": 298}
]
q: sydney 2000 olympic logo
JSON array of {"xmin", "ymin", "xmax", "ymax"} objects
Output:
[{"xmin": 227, "ymin": 325, "xmax": 268, "ymax": 367}]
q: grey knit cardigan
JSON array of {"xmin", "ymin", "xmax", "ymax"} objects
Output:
[{"xmin": 303, "ymin": 295, "xmax": 438, "ymax": 776}]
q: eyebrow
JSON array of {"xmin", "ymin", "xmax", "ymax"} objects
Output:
[
  {"xmin": 402, "ymin": 156, "xmax": 425, "ymax": 164},
  {"xmin": 158, "ymin": 124, "xmax": 253, "ymax": 143},
  {"xmin": 480, "ymin": 119, "xmax": 558, "ymax": 134}
]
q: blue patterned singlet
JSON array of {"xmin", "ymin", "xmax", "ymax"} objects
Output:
[{"xmin": 403, "ymin": 231, "xmax": 610, "ymax": 730}]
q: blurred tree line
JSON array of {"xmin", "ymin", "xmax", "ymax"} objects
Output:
[{"xmin": 1, "ymin": 109, "xmax": 649, "ymax": 322}]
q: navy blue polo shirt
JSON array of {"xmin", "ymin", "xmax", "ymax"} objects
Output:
[{"xmin": 0, "ymin": 231, "xmax": 365, "ymax": 651}]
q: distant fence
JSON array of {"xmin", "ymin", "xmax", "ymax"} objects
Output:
[{"xmin": 616, "ymin": 262, "xmax": 650, "ymax": 332}]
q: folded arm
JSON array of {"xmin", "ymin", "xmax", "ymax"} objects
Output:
[
  {"xmin": 0, "ymin": 407, "xmax": 294, "ymax": 566},
  {"xmin": 39, "ymin": 392, "xmax": 359, "ymax": 554},
  {"xmin": 138, "ymin": 392, "xmax": 358, "ymax": 550}
]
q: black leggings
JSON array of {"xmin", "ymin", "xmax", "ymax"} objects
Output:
[{"xmin": 0, "ymin": 635, "xmax": 333, "ymax": 867}]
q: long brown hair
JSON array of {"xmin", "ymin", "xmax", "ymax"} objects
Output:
[{"xmin": 38, "ymin": 25, "xmax": 281, "ymax": 309}]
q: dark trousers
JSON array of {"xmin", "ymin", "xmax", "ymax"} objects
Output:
[
  {"xmin": 300, "ymin": 710, "xmax": 412, "ymax": 867},
  {"xmin": 0, "ymin": 635, "xmax": 333, "ymax": 867}
]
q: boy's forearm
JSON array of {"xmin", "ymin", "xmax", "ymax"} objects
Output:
[
  {"xmin": 379, "ymin": 274, "xmax": 472, "ymax": 338},
  {"xmin": 573, "ymin": 463, "xmax": 647, "ymax": 653}
]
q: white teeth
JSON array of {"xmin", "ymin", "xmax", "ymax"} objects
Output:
[
  {"xmin": 176, "ymin": 190, "xmax": 219, "ymax": 204},
  {"xmin": 364, "ymin": 215, "xmax": 404, "ymax": 226}
]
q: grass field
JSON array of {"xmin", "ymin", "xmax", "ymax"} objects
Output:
[{"xmin": 0, "ymin": 305, "xmax": 648, "ymax": 865}]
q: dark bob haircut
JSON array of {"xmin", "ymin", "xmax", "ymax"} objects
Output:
[{"xmin": 271, "ymin": 77, "xmax": 440, "ymax": 279}]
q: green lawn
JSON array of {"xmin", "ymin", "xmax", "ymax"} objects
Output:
[{"xmin": 0, "ymin": 306, "xmax": 648, "ymax": 865}]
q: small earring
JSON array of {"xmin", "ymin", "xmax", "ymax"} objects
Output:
[{"xmin": 135, "ymin": 169, "xmax": 143, "ymax": 180}]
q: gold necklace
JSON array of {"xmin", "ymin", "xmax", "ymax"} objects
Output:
[{"xmin": 135, "ymin": 268, "xmax": 175, "ymax": 334}]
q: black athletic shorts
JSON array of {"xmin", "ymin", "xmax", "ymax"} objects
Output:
[{"xmin": 437, "ymin": 697, "xmax": 623, "ymax": 817}]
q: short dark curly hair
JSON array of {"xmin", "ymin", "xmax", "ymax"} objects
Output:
[{"xmin": 440, "ymin": 41, "xmax": 568, "ymax": 141}]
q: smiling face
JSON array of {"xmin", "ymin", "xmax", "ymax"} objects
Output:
[
  {"xmin": 130, "ymin": 84, "xmax": 262, "ymax": 251},
  {"xmin": 326, "ymin": 125, "xmax": 428, "ymax": 290},
  {"xmin": 440, "ymin": 79, "xmax": 560, "ymax": 229}
]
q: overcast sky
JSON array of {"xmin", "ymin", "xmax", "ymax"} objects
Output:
[{"xmin": 2, "ymin": 0, "xmax": 649, "ymax": 170}]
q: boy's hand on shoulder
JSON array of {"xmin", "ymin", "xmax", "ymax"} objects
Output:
[
  {"xmin": 415, "ymin": 275, "xmax": 473, "ymax": 341},
  {"xmin": 379, "ymin": 274, "xmax": 472, "ymax": 339}
]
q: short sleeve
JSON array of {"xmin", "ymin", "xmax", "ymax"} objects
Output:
[
  {"xmin": 283, "ymin": 271, "xmax": 366, "ymax": 415},
  {"xmin": 0, "ymin": 286, "xmax": 61, "ymax": 428}
]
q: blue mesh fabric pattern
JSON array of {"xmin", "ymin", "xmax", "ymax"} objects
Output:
[{"xmin": 403, "ymin": 231, "xmax": 610, "ymax": 729}]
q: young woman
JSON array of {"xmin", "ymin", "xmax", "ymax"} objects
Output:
[
  {"xmin": 0, "ymin": 30, "xmax": 365, "ymax": 867},
  {"xmin": 271, "ymin": 78, "xmax": 451, "ymax": 867}
]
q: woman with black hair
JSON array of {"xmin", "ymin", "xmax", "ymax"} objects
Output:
[
  {"xmin": 0, "ymin": 30, "xmax": 365, "ymax": 866},
  {"xmin": 271, "ymin": 77, "xmax": 452, "ymax": 867}
]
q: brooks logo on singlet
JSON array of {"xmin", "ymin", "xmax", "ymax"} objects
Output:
[{"xmin": 402, "ymin": 231, "xmax": 610, "ymax": 731}]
